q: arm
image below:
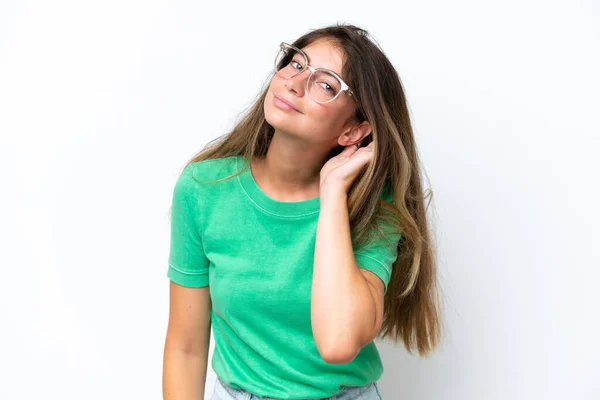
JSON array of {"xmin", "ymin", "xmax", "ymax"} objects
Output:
[
  {"xmin": 311, "ymin": 187, "xmax": 384, "ymax": 364},
  {"xmin": 163, "ymin": 282, "xmax": 212, "ymax": 400}
]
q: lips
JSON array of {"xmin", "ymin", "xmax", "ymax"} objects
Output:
[{"xmin": 274, "ymin": 94, "xmax": 301, "ymax": 113}]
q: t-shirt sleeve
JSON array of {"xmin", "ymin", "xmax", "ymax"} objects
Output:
[
  {"xmin": 167, "ymin": 163, "xmax": 210, "ymax": 287},
  {"xmin": 353, "ymin": 187, "xmax": 401, "ymax": 295}
]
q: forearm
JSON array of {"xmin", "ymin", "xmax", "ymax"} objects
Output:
[
  {"xmin": 163, "ymin": 347, "xmax": 208, "ymax": 400},
  {"xmin": 312, "ymin": 187, "xmax": 378, "ymax": 362}
]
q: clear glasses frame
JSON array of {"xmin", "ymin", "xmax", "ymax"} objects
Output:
[{"xmin": 274, "ymin": 42, "xmax": 356, "ymax": 104}]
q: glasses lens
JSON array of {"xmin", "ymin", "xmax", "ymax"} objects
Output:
[
  {"xmin": 308, "ymin": 70, "xmax": 342, "ymax": 103},
  {"xmin": 275, "ymin": 46, "xmax": 306, "ymax": 78}
]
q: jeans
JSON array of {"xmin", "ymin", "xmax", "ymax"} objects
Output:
[{"xmin": 210, "ymin": 377, "xmax": 383, "ymax": 400}]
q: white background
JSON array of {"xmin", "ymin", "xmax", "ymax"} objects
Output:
[{"xmin": 1, "ymin": 0, "xmax": 599, "ymax": 399}]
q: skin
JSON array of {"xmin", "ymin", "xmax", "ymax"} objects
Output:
[
  {"xmin": 163, "ymin": 282, "xmax": 211, "ymax": 399},
  {"xmin": 257, "ymin": 38, "xmax": 386, "ymax": 363}
]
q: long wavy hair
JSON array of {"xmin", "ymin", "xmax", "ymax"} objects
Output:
[{"xmin": 180, "ymin": 23, "xmax": 442, "ymax": 356}]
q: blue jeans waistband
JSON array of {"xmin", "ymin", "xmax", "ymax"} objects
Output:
[{"xmin": 214, "ymin": 377, "xmax": 383, "ymax": 400}]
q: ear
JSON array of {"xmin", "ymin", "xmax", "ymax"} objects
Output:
[{"xmin": 338, "ymin": 120, "xmax": 372, "ymax": 147}]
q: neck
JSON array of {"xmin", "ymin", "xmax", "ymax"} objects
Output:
[{"xmin": 251, "ymin": 132, "xmax": 333, "ymax": 201}]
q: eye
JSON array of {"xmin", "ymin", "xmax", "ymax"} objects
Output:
[
  {"xmin": 319, "ymin": 81, "xmax": 336, "ymax": 93},
  {"xmin": 291, "ymin": 60, "xmax": 303, "ymax": 70}
]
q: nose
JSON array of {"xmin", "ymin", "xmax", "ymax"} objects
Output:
[{"xmin": 284, "ymin": 70, "xmax": 308, "ymax": 97}]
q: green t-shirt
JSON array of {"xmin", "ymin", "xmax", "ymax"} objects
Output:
[{"xmin": 167, "ymin": 155, "xmax": 400, "ymax": 399}]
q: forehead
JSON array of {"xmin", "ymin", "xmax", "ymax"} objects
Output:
[{"xmin": 300, "ymin": 40, "xmax": 346, "ymax": 78}]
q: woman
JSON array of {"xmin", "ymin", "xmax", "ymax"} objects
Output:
[{"xmin": 162, "ymin": 24, "xmax": 442, "ymax": 400}]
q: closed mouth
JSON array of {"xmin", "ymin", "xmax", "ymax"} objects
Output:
[{"xmin": 274, "ymin": 94, "xmax": 302, "ymax": 113}]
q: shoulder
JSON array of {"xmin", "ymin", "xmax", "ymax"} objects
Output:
[
  {"xmin": 170, "ymin": 156, "xmax": 242, "ymax": 218},
  {"xmin": 177, "ymin": 155, "xmax": 242, "ymax": 187},
  {"xmin": 172, "ymin": 155, "xmax": 242, "ymax": 203}
]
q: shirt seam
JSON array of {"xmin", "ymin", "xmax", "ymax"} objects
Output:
[
  {"xmin": 168, "ymin": 263, "xmax": 208, "ymax": 276},
  {"xmin": 353, "ymin": 252, "xmax": 388, "ymax": 270},
  {"xmin": 236, "ymin": 173, "xmax": 320, "ymax": 219}
]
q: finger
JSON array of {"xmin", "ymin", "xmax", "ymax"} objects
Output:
[
  {"xmin": 348, "ymin": 145, "xmax": 374, "ymax": 166},
  {"xmin": 345, "ymin": 151, "xmax": 374, "ymax": 179},
  {"xmin": 339, "ymin": 143, "xmax": 360, "ymax": 157}
]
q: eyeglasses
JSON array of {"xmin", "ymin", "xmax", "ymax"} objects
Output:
[{"xmin": 274, "ymin": 42, "xmax": 356, "ymax": 104}]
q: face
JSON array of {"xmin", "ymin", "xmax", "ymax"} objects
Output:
[{"xmin": 264, "ymin": 39, "xmax": 359, "ymax": 146}]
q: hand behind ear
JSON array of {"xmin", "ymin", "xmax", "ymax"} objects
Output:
[{"xmin": 319, "ymin": 142, "xmax": 374, "ymax": 193}]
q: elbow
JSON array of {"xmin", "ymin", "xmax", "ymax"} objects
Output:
[{"xmin": 316, "ymin": 339, "xmax": 360, "ymax": 364}]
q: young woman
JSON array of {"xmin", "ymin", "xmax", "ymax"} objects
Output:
[{"xmin": 162, "ymin": 24, "xmax": 442, "ymax": 400}]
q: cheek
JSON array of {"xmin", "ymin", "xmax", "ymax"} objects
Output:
[{"xmin": 306, "ymin": 104, "xmax": 346, "ymax": 132}]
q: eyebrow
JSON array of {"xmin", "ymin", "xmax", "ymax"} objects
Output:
[
  {"xmin": 297, "ymin": 47, "xmax": 311, "ymax": 63},
  {"xmin": 302, "ymin": 49, "xmax": 344, "ymax": 78}
]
